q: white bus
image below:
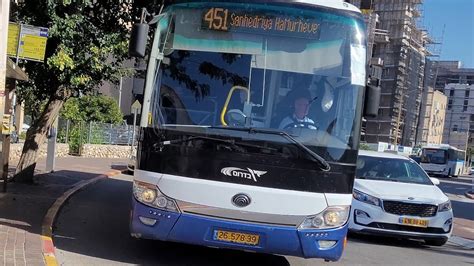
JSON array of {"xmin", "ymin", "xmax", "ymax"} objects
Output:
[
  {"xmin": 128, "ymin": 0, "xmax": 379, "ymax": 261},
  {"xmin": 420, "ymin": 145, "xmax": 466, "ymax": 178}
]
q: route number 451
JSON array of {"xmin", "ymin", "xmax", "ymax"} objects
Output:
[{"xmin": 203, "ymin": 8, "xmax": 229, "ymax": 31}]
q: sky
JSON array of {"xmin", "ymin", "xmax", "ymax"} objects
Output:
[{"xmin": 423, "ymin": 0, "xmax": 474, "ymax": 68}]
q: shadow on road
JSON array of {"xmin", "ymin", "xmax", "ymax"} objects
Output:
[
  {"xmin": 53, "ymin": 177, "xmax": 291, "ymax": 265},
  {"xmin": 348, "ymin": 233, "xmax": 474, "ymax": 260}
]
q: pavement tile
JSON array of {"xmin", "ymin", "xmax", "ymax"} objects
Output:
[{"xmin": 0, "ymin": 157, "xmax": 127, "ymax": 266}]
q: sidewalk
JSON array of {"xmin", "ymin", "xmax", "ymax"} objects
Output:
[{"xmin": 0, "ymin": 157, "xmax": 127, "ymax": 266}]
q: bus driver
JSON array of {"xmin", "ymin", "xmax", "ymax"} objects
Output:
[{"xmin": 278, "ymin": 90, "xmax": 317, "ymax": 130}]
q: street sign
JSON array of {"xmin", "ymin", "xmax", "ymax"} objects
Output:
[
  {"xmin": 2, "ymin": 114, "xmax": 12, "ymax": 135},
  {"xmin": 7, "ymin": 23, "xmax": 49, "ymax": 62},
  {"xmin": 131, "ymin": 100, "xmax": 142, "ymax": 114}
]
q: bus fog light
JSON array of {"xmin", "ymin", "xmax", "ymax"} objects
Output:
[
  {"xmin": 138, "ymin": 216, "xmax": 157, "ymax": 226},
  {"xmin": 155, "ymin": 196, "xmax": 168, "ymax": 208},
  {"xmin": 312, "ymin": 217, "xmax": 324, "ymax": 227},
  {"xmin": 318, "ymin": 240, "xmax": 337, "ymax": 249}
]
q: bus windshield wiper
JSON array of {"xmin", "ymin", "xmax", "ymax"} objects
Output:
[
  {"xmin": 157, "ymin": 135, "xmax": 277, "ymax": 152},
  {"xmin": 208, "ymin": 127, "xmax": 331, "ymax": 171}
]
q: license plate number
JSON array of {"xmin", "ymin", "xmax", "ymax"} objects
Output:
[
  {"xmin": 400, "ymin": 217, "xmax": 429, "ymax": 228},
  {"xmin": 213, "ymin": 230, "xmax": 260, "ymax": 246}
]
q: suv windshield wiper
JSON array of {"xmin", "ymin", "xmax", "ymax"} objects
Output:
[
  {"xmin": 208, "ymin": 126, "xmax": 331, "ymax": 171},
  {"xmin": 157, "ymin": 135, "xmax": 277, "ymax": 153}
]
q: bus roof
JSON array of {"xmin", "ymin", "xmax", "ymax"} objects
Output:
[
  {"xmin": 422, "ymin": 144, "xmax": 463, "ymax": 151},
  {"xmin": 163, "ymin": 0, "xmax": 361, "ymax": 14}
]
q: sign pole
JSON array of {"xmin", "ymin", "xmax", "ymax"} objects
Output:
[
  {"xmin": 45, "ymin": 118, "xmax": 58, "ymax": 173},
  {"xmin": 130, "ymin": 100, "xmax": 141, "ymax": 155},
  {"xmin": 131, "ymin": 109, "xmax": 137, "ymax": 154}
]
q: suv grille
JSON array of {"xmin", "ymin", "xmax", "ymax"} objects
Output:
[{"xmin": 383, "ymin": 201, "xmax": 437, "ymax": 217}]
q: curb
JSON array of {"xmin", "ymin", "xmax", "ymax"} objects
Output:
[
  {"xmin": 41, "ymin": 170, "xmax": 123, "ymax": 266},
  {"xmin": 465, "ymin": 191, "xmax": 474, "ymax": 200}
]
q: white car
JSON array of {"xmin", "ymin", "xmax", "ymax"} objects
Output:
[{"xmin": 349, "ymin": 150, "xmax": 453, "ymax": 246}]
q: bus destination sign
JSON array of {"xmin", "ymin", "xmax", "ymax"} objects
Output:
[{"xmin": 202, "ymin": 8, "xmax": 320, "ymax": 37}]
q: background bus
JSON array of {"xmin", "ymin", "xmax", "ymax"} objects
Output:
[{"xmin": 420, "ymin": 145, "xmax": 465, "ymax": 178}]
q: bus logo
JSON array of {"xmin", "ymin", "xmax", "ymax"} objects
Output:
[
  {"xmin": 232, "ymin": 193, "xmax": 251, "ymax": 208},
  {"xmin": 221, "ymin": 167, "xmax": 267, "ymax": 182}
]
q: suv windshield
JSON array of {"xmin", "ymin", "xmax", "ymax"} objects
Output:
[
  {"xmin": 356, "ymin": 156, "xmax": 433, "ymax": 185},
  {"xmin": 148, "ymin": 3, "xmax": 366, "ymax": 163}
]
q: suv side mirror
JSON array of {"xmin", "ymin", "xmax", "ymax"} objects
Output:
[
  {"xmin": 364, "ymin": 85, "xmax": 381, "ymax": 118},
  {"xmin": 129, "ymin": 23, "xmax": 149, "ymax": 58}
]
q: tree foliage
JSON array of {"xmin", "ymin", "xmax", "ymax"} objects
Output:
[
  {"xmin": 10, "ymin": 0, "xmax": 151, "ymax": 181},
  {"xmin": 12, "ymin": 0, "xmax": 134, "ymax": 109},
  {"xmin": 61, "ymin": 95, "xmax": 123, "ymax": 124}
]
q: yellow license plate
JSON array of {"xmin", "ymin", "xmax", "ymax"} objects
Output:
[
  {"xmin": 401, "ymin": 218, "xmax": 429, "ymax": 228},
  {"xmin": 214, "ymin": 230, "xmax": 260, "ymax": 246}
]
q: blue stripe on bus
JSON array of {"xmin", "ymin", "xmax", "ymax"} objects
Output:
[{"xmin": 130, "ymin": 198, "xmax": 347, "ymax": 261}]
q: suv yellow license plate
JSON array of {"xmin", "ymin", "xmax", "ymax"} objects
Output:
[
  {"xmin": 401, "ymin": 218, "xmax": 429, "ymax": 228},
  {"xmin": 214, "ymin": 230, "xmax": 260, "ymax": 246}
]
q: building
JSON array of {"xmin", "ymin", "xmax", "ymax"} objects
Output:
[
  {"xmin": 426, "ymin": 61, "xmax": 474, "ymax": 153},
  {"xmin": 442, "ymin": 83, "xmax": 474, "ymax": 151},
  {"xmin": 350, "ymin": 0, "xmax": 431, "ymax": 147},
  {"xmin": 415, "ymin": 87, "xmax": 447, "ymax": 145}
]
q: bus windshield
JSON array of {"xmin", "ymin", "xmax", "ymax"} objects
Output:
[
  {"xmin": 421, "ymin": 149, "xmax": 447, "ymax": 164},
  {"xmin": 149, "ymin": 3, "xmax": 366, "ymax": 163}
]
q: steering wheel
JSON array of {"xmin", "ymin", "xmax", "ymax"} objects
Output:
[{"xmin": 283, "ymin": 122, "xmax": 317, "ymax": 130}]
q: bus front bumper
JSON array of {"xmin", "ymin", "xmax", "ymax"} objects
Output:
[{"xmin": 130, "ymin": 199, "xmax": 348, "ymax": 261}]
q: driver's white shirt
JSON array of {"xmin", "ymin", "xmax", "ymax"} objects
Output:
[{"xmin": 278, "ymin": 115, "xmax": 316, "ymax": 129}]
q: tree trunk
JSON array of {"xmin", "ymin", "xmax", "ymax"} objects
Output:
[{"xmin": 14, "ymin": 87, "xmax": 70, "ymax": 183}]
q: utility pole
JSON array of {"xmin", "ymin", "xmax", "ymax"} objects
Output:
[{"xmin": 1, "ymin": 0, "xmax": 11, "ymax": 192}]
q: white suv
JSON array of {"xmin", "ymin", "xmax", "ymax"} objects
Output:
[{"xmin": 349, "ymin": 150, "xmax": 453, "ymax": 246}]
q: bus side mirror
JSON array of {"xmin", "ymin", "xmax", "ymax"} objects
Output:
[
  {"xmin": 364, "ymin": 85, "xmax": 381, "ymax": 118},
  {"xmin": 129, "ymin": 23, "xmax": 149, "ymax": 58}
]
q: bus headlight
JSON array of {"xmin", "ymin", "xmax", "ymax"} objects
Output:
[
  {"xmin": 299, "ymin": 206, "xmax": 350, "ymax": 229},
  {"xmin": 438, "ymin": 200, "xmax": 451, "ymax": 212},
  {"xmin": 133, "ymin": 181, "xmax": 180, "ymax": 212}
]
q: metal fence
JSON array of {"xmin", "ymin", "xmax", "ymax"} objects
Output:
[{"xmin": 57, "ymin": 119, "xmax": 138, "ymax": 146}]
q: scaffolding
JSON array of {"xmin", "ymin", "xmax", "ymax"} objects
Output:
[{"xmin": 357, "ymin": 0, "xmax": 432, "ymax": 146}]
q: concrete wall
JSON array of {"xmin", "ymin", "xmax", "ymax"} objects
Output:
[
  {"xmin": 9, "ymin": 143, "xmax": 133, "ymax": 162},
  {"xmin": 9, "ymin": 143, "xmax": 69, "ymax": 162},
  {"xmin": 81, "ymin": 144, "xmax": 134, "ymax": 158}
]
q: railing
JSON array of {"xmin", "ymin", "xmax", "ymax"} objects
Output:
[{"xmin": 57, "ymin": 119, "xmax": 138, "ymax": 155}]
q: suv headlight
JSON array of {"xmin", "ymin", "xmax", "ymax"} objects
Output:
[
  {"xmin": 438, "ymin": 200, "xmax": 451, "ymax": 212},
  {"xmin": 353, "ymin": 189, "xmax": 381, "ymax": 207},
  {"xmin": 299, "ymin": 206, "xmax": 350, "ymax": 230},
  {"xmin": 133, "ymin": 181, "xmax": 180, "ymax": 212}
]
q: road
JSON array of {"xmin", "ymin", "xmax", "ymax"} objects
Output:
[{"xmin": 53, "ymin": 174, "xmax": 474, "ymax": 265}]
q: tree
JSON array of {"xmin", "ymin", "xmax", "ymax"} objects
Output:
[
  {"xmin": 61, "ymin": 95, "xmax": 123, "ymax": 124},
  {"xmin": 12, "ymin": 1, "xmax": 135, "ymax": 182}
]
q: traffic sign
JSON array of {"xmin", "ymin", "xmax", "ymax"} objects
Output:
[
  {"xmin": 7, "ymin": 23, "xmax": 49, "ymax": 62},
  {"xmin": 131, "ymin": 100, "xmax": 142, "ymax": 114}
]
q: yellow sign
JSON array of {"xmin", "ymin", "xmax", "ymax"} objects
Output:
[
  {"xmin": 2, "ymin": 114, "xmax": 12, "ymax": 135},
  {"xmin": 7, "ymin": 23, "xmax": 20, "ymax": 57},
  {"xmin": 7, "ymin": 23, "xmax": 48, "ymax": 62}
]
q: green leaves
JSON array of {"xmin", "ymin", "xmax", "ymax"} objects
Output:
[
  {"xmin": 61, "ymin": 95, "xmax": 123, "ymax": 124},
  {"xmin": 13, "ymin": 0, "xmax": 136, "ymax": 105},
  {"xmin": 47, "ymin": 47, "xmax": 75, "ymax": 71}
]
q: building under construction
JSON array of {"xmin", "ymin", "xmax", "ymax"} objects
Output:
[{"xmin": 350, "ymin": 0, "xmax": 432, "ymax": 146}]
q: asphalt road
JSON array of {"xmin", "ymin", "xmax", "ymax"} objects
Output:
[{"xmin": 54, "ymin": 174, "xmax": 474, "ymax": 265}]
